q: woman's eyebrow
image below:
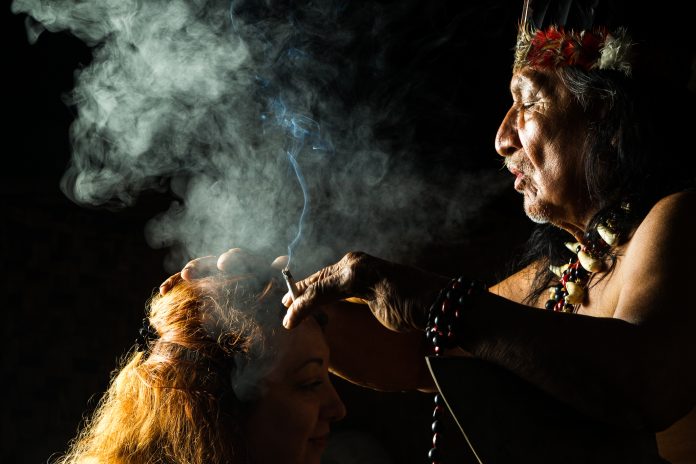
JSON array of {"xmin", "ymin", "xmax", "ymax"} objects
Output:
[{"xmin": 292, "ymin": 357, "xmax": 324, "ymax": 374}]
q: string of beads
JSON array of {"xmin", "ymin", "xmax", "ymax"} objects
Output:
[{"xmin": 425, "ymin": 277, "xmax": 487, "ymax": 464}]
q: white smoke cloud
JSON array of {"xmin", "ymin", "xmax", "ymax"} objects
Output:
[{"xmin": 12, "ymin": 0, "xmax": 506, "ymax": 274}]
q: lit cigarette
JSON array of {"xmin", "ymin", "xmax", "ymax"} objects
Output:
[
  {"xmin": 282, "ymin": 267, "xmax": 300, "ymax": 299},
  {"xmin": 282, "ymin": 267, "xmax": 369, "ymax": 305}
]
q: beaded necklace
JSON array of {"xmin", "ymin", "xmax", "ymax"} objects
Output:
[{"xmin": 544, "ymin": 223, "xmax": 616, "ymax": 313}]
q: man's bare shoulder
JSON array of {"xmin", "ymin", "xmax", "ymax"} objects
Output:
[
  {"xmin": 625, "ymin": 191, "xmax": 695, "ymax": 255},
  {"xmin": 638, "ymin": 190, "xmax": 694, "ymax": 228},
  {"xmin": 615, "ymin": 190, "xmax": 696, "ymax": 323}
]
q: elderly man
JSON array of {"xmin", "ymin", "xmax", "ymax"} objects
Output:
[{"xmin": 166, "ymin": 0, "xmax": 695, "ymax": 462}]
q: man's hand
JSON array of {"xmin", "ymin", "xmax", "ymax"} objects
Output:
[
  {"xmin": 159, "ymin": 248, "xmax": 288, "ymax": 295},
  {"xmin": 282, "ymin": 251, "xmax": 450, "ymax": 332}
]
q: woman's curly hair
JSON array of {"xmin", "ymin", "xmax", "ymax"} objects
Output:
[{"xmin": 54, "ymin": 274, "xmax": 284, "ymax": 464}]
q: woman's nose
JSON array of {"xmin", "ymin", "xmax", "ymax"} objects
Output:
[
  {"xmin": 495, "ymin": 106, "xmax": 520, "ymax": 157},
  {"xmin": 322, "ymin": 381, "xmax": 347, "ymax": 422}
]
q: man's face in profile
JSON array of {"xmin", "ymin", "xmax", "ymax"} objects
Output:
[{"xmin": 496, "ymin": 67, "xmax": 592, "ymax": 234}]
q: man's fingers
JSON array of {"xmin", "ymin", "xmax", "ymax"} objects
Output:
[
  {"xmin": 182, "ymin": 249, "xmax": 284, "ymax": 285},
  {"xmin": 283, "ymin": 272, "xmax": 348, "ymax": 329},
  {"xmin": 217, "ymin": 248, "xmax": 272, "ymax": 275},
  {"xmin": 280, "ymin": 265, "xmax": 330, "ymax": 308},
  {"xmin": 159, "ymin": 273, "xmax": 182, "ymax": 295},
  {"xmin": 217, "ymin": 248, "xmax": 250, "ymax": 273},
  {"xmin": 292, "ymin": 262, "xmax": 342, "ymax": 295},
  {"xmin": 282, "ymin": 291, "xmax": 293, "ymax": 307},
  {"xmin": 271, "ymin": 255, "xmax": 289, "ymax": 270},
  {"xmin": 283, "ymin": 253, "xmax": 368, "ymax": 327},
  {"xmin": 181, "ymin": 256, "xmax": 218, "ymax": 281}
]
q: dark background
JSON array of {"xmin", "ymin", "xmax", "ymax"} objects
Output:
[{"xmin": 3, "ymin": 2, "xmax": 533, "ymax": 463}]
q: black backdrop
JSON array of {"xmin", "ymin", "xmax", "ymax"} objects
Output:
[{"xmin": 3, "ymin": 2, "xmax": 534, "ymax": 463}]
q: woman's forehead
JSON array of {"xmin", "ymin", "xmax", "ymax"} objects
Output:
[{"xmin": 273, "ymin": 318, "xmax": 329, "ymax": 371}]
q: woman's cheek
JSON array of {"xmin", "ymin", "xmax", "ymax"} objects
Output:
[
  {"xmin": 274, "ymin": 394, "xmax": 322, "ymax": 460},
  {"xmin": 244, "ymin": 393, "xmax": 303, "ymax": 464}
]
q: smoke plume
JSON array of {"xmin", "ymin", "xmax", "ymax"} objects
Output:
[{"xmin": 12, "ymin": 0, "xmax": 508, "ymax": 274}]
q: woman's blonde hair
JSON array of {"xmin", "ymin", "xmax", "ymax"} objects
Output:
[{"xmin": 55, "ymin": 274, "xmax": 283, "ymax": 464}]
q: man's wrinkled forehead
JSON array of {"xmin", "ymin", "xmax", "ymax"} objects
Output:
[{"xmin": 510, "ymin": 68, "xmax": 553, "ymax": 97}]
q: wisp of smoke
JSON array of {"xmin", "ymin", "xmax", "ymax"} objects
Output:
[{"xmin": 12, "ymin": 0, "xmax": 507, "ymax": 275}]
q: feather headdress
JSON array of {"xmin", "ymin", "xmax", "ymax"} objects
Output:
[{"xmin": 514, "ymin": 0, "xmax": 633, "ymax": 74}]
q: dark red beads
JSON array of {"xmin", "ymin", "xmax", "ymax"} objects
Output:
[
  {"xmin": 425, "ymin": 277, "xmax": 487, "ymax": 464},
  {"xmin": 430, "ymin": 397, "xmax": 443, "ymax": 463},
  {"xmin": 432, "ymin": 433, "xmax": 442, "ymax": 447}
]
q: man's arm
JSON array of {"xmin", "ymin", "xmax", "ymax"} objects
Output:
[
  {"xmin": 324, "ymin": 302, "xmax": 437, "ymax": 392},
  {"xmin": 489, "ymin": 260, "xmax": 544, "ymax": 306},
  {"xmin": 458, "ymin": 192, "xmax": 696, "ymax": 431}
]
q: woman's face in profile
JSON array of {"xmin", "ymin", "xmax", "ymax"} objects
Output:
[{"xmin": 245, "ymin": 316, "xmax": 346, "ymax": 464}]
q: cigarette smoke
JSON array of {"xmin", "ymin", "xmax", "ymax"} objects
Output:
[{"xmin": 12, "ymin": 0, "xmax": 510, "ymax": 275}]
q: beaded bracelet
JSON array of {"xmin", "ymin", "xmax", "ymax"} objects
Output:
[{"xmin": 425, "ymin": 276, "xmax": 487, "ymax": 464}]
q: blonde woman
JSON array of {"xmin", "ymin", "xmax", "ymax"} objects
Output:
[{"xmin": 55, "ymin": 274, "xmax": 345, "ymax": 464}]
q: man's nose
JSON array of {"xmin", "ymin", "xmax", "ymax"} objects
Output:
[
  {"xmin": 322, "ymin": 380, "xmax": 347, "ymax": 423},
  {"xmin": 495, "ymin": 106, "xmax": 520, "ymax": 157}
]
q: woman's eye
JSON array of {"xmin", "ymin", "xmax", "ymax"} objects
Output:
[{"xmin": 300, "ymin": 380, "xmax": 323, "ymax": 390}]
